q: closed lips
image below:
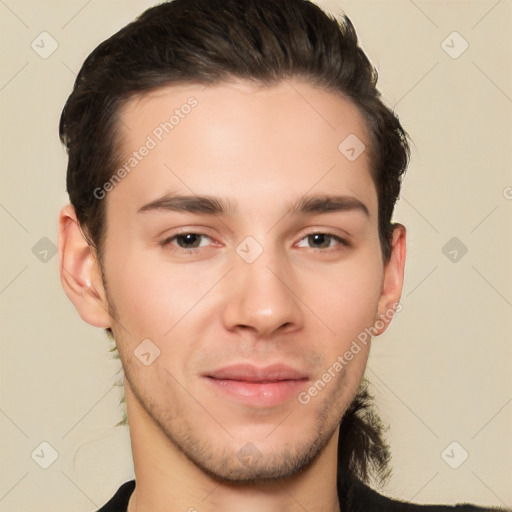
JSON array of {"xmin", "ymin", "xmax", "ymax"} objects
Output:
[{"xmin": 206, "ymin": 364, "xmax": 309, "ymax": 382}]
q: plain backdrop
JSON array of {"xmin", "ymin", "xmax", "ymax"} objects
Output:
[{"xmin": 0, "ymin": 0, "xmax": 511, "ymax": 510}]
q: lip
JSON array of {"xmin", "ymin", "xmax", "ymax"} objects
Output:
[{"xmin": 203, "ymin": 364, "xmax": 309, "ymax": 407}]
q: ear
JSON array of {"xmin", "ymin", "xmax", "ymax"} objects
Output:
[
  {"xmin": 373, "ymin": 223, "xmax": 406, "ymax": 336},
  {"xmin": 58, "ymin": 204, "xmax": 112, "ymax": 328}
]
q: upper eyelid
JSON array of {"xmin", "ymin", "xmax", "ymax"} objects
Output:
[
  {"xmin": 162, "ymin": 231, "xmax": 349, "ymax": 247},
  {"xmin": 295, "ymin": 229, "xmax": 351, "ymax": 247},
  {"xmin": 299, "ymin": 228, "xmax": 350, "ymax": 240},
  {"xmin": 296, "ymin": 233, "xmax": 349, "ymax": 247},
  {"xmin": 161, "ymin": 232, "xmax": 212, "ymax": 244}
]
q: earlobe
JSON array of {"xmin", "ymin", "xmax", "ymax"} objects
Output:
[
  {"xmin": 374, "ymin": 224, "xmax": 406, "ymax": 336},
  {"xmin": 58, "ymin": 205, "xmax": 112, "ymax": 328}
]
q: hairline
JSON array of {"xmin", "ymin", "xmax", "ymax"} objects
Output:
[{"xmin": 91, "ymin": 76, "xmax": 383, "ymax": 260}]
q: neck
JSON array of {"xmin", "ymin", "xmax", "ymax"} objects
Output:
[{"xmin": 124, "ymin": 383, "xmax": 341, "ymax": 512}]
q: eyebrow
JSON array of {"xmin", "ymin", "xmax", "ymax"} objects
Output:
[
  {"xmin": 138, "ymin": 194, "xmax": 232, "ymax": 215},
  {"xmin": 288, "ymin": 194, "xmax": 369, "ymax": 217},
  {"xmin": 137, "ymin": 193, "xmax": 369, "ymax": 218}
]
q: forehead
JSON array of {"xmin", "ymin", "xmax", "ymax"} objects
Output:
[{"xmin": 110, "ymin": 79, "xmax": 377, "ymax": 218}]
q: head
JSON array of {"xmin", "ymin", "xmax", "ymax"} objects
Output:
[{"xmin": 59, "ymin": 0, "xmax": 408, "ymax": 487}]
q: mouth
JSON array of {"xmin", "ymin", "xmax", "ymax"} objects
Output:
[{"xmin": 203, "ymin": 364, "xmax": 309, "ymax": 407}]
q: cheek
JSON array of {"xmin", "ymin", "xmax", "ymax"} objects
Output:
[
  {"xmin": 307, "ymin": 254, "xmax": 383, "ymax": 348},
  {"xmin": 103, "ymin": 227, "xmax": 383, "ymax": 351},
  {"xmin": 103, "ymin": 244, "xmax": 227, "ymax": 343},
  {"xmin": 105, "ymin": 258, "xmax": 207, "ymax": 383}
]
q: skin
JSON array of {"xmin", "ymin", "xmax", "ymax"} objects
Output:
[{"xmin": 59, "ymin": 79, "xmax": 406, "ymax": 512}]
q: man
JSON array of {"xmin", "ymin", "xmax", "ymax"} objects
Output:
[{"xmin": 57, "ymin": 0, "xmax": 504, "ymax": 510}]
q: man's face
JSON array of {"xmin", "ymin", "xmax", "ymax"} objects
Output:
[{"xmin": 100, "ymin": 80, "xmax": 390, "ymax": 481}]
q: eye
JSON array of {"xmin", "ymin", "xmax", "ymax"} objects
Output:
[
  {"xmin": 161, "ymin": 232, "xmax": 213, "ymax": 250},
  {"xmin": 296, "ymin": 233, "xmax": 348, "ymax": 250}
]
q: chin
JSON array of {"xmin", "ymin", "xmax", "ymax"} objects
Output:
[
  {"xmin": 176, "ymin": 422, "xmax": 337, "ymax": 484},
  {"xmin": 188, "ymin": 446, "xmax": 318, "ymax": 484}
]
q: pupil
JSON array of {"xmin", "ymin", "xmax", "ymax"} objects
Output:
[
  {"xmin": 310, "ymin": 234, "xmax": 328, "ymax": 247},
  {"xmin": 179, "ymin": 234, "xmax": 199, "ymax": 248}
]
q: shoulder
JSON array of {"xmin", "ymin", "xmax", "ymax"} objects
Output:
[
  {"xmin": 96, "ymin": 480, "xmax": 135, "ymax": 512},
  {"xmin": 97, "ymin": 477, "xmax": 508, "ymax": 512},
  {"xmin": 350, "ymin": 478, "xmax": 507, "ymax": 512}
]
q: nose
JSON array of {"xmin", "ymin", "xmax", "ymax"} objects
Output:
[{"xmin": 221, "ymin": 249, "xmax": 304, "ymax": 339}]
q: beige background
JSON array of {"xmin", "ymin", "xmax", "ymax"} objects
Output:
[{"xmin": 1, "ymin": 0, "xmax": 511, "ymax": 510}]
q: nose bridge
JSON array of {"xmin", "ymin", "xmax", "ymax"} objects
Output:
[{"xmin": 221, "ymin": 240, "xmax": 303, "ymax": 336}]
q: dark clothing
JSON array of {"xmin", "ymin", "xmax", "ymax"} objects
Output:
[
  {"xmin": 97, "ymin": 478, "xmax": 504, "ymax": 511},
  {"xmin": 97, "ymin": 481, "xmax": 134, "ymax": 512}
]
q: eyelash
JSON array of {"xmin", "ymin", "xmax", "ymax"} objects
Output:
[
  {"xmin": 296, "ymin": 232, "xmax": 349, "ymax": 251},
  {"xmin": 160, "ymin": 231, "xmax": 350, "ymax": 253},
  {"xmin": 160, "ymin": 232, "xmax": 213, "ymax": 253}
]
